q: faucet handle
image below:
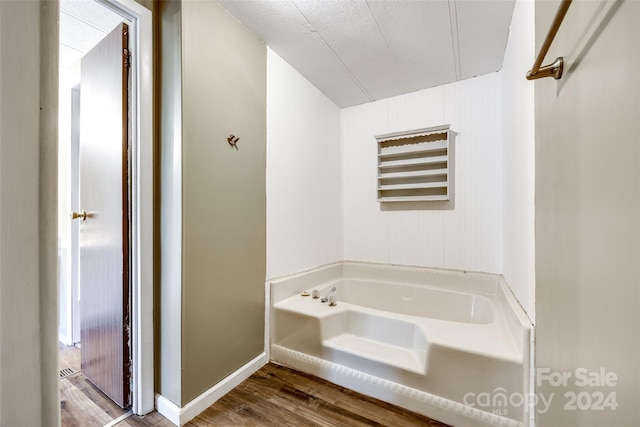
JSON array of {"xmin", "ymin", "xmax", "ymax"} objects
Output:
[
  {"xmin": 321, "ymin": 286, "xmax": 336, "ymax": 303},
  {"xmin": 328, "ymin": 295, "xmax": 337, "ymax": 306},
  {"xmin": 311, "ymin": 290, "xmax": 320, "ymax": 299}
]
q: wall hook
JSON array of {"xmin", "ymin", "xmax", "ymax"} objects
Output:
[{"xmin": 227, "ymin": 134, "xmax": 239, "ymax": 149}]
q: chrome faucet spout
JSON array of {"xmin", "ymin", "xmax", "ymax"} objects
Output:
[{"xmin": 321, "ymin": 286, "xmax": 336, "ymax": 303}]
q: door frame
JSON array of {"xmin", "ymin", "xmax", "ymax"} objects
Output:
[
  {"xmin": 96, "ymin": 0, "xmax": 154, "ymax": 415},
  {"xmin": 71, "ymin": 85, "xmax": 81, "ymax": 346}
]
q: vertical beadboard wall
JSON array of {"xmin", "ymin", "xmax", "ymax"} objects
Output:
[
  {"xmin": 500, "ymin": 0, "xmax": 535, "ymax": 320},
  {"xmin": 342, "ymin": 74, "xmax": 504, "ymax": 273},
  {"xmin": 267, "ymin": 31, "xmax": 535, "ymax": 314},
  {"xmin": 266, "ymin": 49, "xmax": 343, "ymax": 280}
]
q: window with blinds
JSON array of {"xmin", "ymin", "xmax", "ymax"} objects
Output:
[{"xmin": 376, "ymin": 125, "xmax": 452, "ymax": 203}]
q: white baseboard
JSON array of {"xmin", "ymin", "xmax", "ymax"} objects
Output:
[
  {"xmin": 155, "ymin": 352, "xmax": 268, "ymax": 426},
  {"xmin": 155, "ymin": 394, "xmax": 180, "ymax": 426}
]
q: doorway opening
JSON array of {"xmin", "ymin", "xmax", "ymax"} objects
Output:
[{"xmin": 57, "ymin": 0, "xmax": 154, "ymax": 419}]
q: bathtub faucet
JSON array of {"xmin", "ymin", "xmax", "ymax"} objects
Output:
[{"xmin": 321, "ymin": 286, "xmax": 336, "ymax": 303}]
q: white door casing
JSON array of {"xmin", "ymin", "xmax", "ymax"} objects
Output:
[{"xmin": 98, "ymin": 0, "xmax": 153, "ymax": 415}]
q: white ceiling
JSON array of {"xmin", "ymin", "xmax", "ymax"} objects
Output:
[
  {"xmin": 218, "ymin": 0, "xmax": 516, "ymax": 108},
  {"xmin": 59, "ymin": 0, "xmax": 123, "ymax": 69},
  {"xmin": 59, "ymin": 0, "xmax": 516, "ymax": 107}
]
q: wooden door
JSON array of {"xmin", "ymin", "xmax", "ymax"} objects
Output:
[{"xmin": 79, "ymin": 23, "xmax": 130, "ymax": 408}]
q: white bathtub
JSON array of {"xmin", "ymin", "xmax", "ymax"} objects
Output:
[
  {"xmin": 328, "ymin": 278, "xmax": 494, "ymax": 324},
  {"xmin": 270, "ymin": 262, "xmax": 532, "ymax": 427}
]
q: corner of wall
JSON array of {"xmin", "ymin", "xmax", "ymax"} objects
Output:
[
  {"xmin": 338, "ymin": 107, "xmax": 347, "ymax": 265},
  {"xmin": 156, "ymin": 352, "xmax": 268, "ymax": 426},
  {"xmin": 499, "ymin": 0, "xmax": 536, "ymax": 322},
  {"xmin": 266, "ymin": 50, "xmax": 343, "ymax": 281},
  {"xmin": 158, "ymin": 0, "xmax": 182, "ymax": 405}
]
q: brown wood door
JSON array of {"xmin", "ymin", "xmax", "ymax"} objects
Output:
[{"xmin": 79, "ymin": 23, "xmax": 130, "ymax": 408}]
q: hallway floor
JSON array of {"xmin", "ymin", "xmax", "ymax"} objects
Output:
[
  {"xmin": 59, "ymin": 344, "xmax": 448, "ymax": 426},
  {"xmin": 59, "ymin": 343, "xmax": 169, "ymax": 426}
]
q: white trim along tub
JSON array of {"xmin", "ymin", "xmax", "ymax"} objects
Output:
[{"xmin": 270, "ymin": 262, "xmax": 532, "ymax": 427}]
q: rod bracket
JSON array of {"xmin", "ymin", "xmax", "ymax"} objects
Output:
[{"xmin": 527, "ymin": 57, "xmax": 564, "ymax": 81}]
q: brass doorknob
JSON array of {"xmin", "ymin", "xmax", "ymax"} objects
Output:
[{"xmin": 71, "ymin": 210, "xmax": 88, "ymax": 221}]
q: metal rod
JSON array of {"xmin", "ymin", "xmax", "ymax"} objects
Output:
[{"xmin": 527, "ymin": 0, "xmax": 573, "ymax": 80}]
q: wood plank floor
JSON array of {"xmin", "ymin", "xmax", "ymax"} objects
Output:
[
  {"xmin": 59, "ymin": 344, "xmax": 450, "ymax": 427},
  {"xmin": 189, "ymin": 363, "xmax": 450, "ymax": 427},
  {"xmin": 59, "ymin": 344, "xmax": 171, "ymax": 427}
]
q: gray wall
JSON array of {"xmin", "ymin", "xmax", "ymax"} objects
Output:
[
  {"xmin": 180, "ymin": 1, "xmax": 266, "ymax": 404},
  {"xmin": 535, "ymin": 1, "xmax": 640, "ymax": 425},
  {"xmin": 0, "ymin": 1, "xmax": 59, "ymax": 425},
  {"xmin": 158, "ymin": 0, "xmax": 267, "ymax": 406}
]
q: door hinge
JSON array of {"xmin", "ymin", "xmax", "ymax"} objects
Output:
[{"xmin": 123, "ymin": 48, "xmax": 131, "ymax": 69}]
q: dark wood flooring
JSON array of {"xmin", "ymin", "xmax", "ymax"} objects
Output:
[{"xmin": 59, "ymin": 344, "xmax": 449, "ymax": 427}]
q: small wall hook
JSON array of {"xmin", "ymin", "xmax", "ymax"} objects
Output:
[{"xmin": 227, "ymin": 134, "xmax": 239, "ymax": 149}]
